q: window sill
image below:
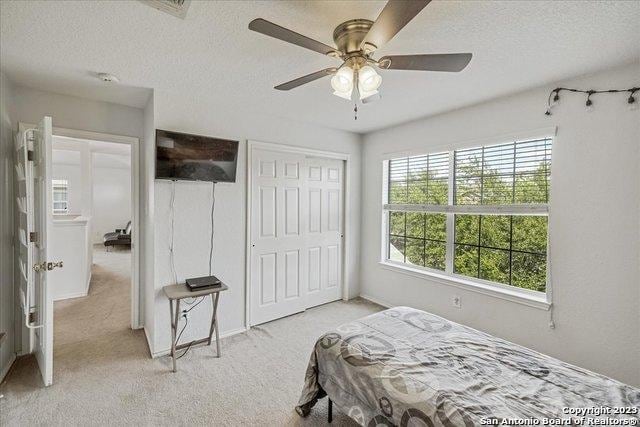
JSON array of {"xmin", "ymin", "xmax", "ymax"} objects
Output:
[{"xmin": 378, "ymin": 261, "xmax": 551, "ymax": 310}]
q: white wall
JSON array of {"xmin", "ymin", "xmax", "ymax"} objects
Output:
[
  {"xmin": 51, "ymin": 145, "xmax": 132, "ymax": 243},
  {"xmin": 12, "ymin": 86, "xmax": 144, "ymax": 140},
  {"xmin": 141, "ymin": 94, "xmax": 155, "ymax": 348},
  {"xmin": 361, "ymin": 63, "xmax": 640, "ymax": 386},
  {"xmin": 2, "ymin": 14, "xmax": 362, "ymax": 363},
  {"xmin": 147, "ymin": 97, "xmax": 363, "ymax": 355},
  {"xmin": 0, "ymin": 72, "xmax": 16, "ymax": 379},
  {"xmin": 92, "ymin": 154, "xmax": 131, "ymax": 244},
  {"xmin": 50, "ymin": 218, "xmax": 92, "ymax": 300}
]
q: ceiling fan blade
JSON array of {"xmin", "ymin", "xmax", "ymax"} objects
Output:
[
  {"xmin": 360, "ymin": 0, "xmax": 431, "ymax": 51},
  {"xmin": 378, "ymin": 53, "xmax": 472, "ymax": 72},
  {"xmin": 249, "ymin": 18, "xmax": 338, "ymax": 56},
  {"xmin": 274, "ymin": 68, "xmax": 337, "ymax": 91}
]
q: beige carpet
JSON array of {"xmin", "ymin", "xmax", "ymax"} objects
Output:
[{"xmin": 0, "ymin": 245, "xmax": 382, "ymax": 426}]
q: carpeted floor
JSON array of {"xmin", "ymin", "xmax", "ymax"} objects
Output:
[{"xmin": 0, "ymin": 245, "xmax": 382, "ymax": 426}]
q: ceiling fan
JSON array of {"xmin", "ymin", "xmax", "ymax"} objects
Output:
[{"xmin": 248, "ymin": 0, "xmax": 472, "ymax": 104}]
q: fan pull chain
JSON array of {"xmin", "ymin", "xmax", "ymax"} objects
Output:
[{"xmin": 354, "ymin": 104, "xmax": 358, "ymax": 120}]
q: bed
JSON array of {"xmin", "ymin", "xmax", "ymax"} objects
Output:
[{"xmin": 296, "ymin": 306, "xmax": 639, "ymax": 426}]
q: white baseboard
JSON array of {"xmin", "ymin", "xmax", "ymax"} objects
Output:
[
  {"xmin": 52, "ymin": 272, "xmax": 93, "ymax": 302},
  {"xmin": 84, "ymin": 271, "xmax": 92, "ymax": 295},
  {"xmin": 149, "ymin": 326, "xmax": 249, "ymax": 359},
  {"xmin": 359, "ymin": 294, "xmax": 392, "ymax": 308},
  {"xmin": 53, "ymin": 290, "xmax": 89, "ymax": 302},
  {"xmin": 0, "ymin": 353, "xmax": 17, "ymax": 383},
  {"xmin": 143, "ymin": 326, "xmax": 154, "ymax": 357}
]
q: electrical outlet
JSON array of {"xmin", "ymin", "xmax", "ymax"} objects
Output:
[
  {"xmin": 181, "ymin": 309, "xmax": 189, "ymax": 320},
  {"xmin": 452, "ymin": 295, "xmax": 462, "ymax": 309}
]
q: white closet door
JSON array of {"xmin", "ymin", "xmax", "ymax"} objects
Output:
[
  {"xmin": 304, "ymin": 157, "xmax": 343, "ymax": 309},
  {"xmin": 250, "ymin": 149, "xmax": 308, "ymax": 325}
]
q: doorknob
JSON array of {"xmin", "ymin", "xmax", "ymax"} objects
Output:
[
  {"xmin": 47, "ymin": 261, "xmax": 63, "ymax": 270},
  {"xmin": 33, "ymin": 261, "xmax": 63, "ymax": 272}
]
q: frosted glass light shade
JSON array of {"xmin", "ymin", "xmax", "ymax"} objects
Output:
[
  {"xmin": 358, "ymin": 65, "xmax": 382, "ymax": 92},
  {"xmin": 333, "ymin": 89, "xmax": 353, "ymax": 100},
  {"xmin": 331, "ymin": 66, "xmax": 354, "ymax": 93},
  {"xmin": 359, "ymin": 88, "xmax": 379, "ymax": 101}
]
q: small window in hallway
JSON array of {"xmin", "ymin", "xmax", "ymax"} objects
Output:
[{"xmin": 52, "ymin": 179, "xmax": 69, "ymax": 214}]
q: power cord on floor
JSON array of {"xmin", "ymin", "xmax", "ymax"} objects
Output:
[{"xmin": 177, "ymin": 339, "xmax": 195, "ymax": 359}]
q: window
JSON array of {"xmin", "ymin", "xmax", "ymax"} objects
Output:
[
  {"xmin": 52, "ymin": 179, "xmax": 69, "ymax": 214},
  {"xmin": 384, "ymin": 138, "xmax": 552, "ymax": 295}
]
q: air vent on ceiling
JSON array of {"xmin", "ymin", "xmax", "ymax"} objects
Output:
[{"xmin": 139, "ymin": 0, "xmax": 191, "ymax": 19}]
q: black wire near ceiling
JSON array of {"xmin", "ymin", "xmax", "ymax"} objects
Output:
[{"xmin": 545, "ymin": 86, "xmax": 639, "ymax": 116}]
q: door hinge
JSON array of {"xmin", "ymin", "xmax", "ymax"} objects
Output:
[
  {"xmin": 27, "ymin": 150, "xmax": 34, "ymax": 161},
  {"xmin": 28, "ymin": 311, "xmax": 37, "ymax": 324},
  {"xmin": 29, "ymin": 232, "xmax": 38, "ymax": 243}
]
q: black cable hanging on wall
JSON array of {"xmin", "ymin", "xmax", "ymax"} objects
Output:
[{"xmin": 545, "ymin": 86, "xmax": 639, "ymax": 116}]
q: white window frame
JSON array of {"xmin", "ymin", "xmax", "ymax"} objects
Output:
[
  {"xmin": 52, "ymin": 179, "xmax": 69, "ymax": 214},
  {"xmin": 380, "ymin": 130, "xmax": 555, "ymax": 310}
]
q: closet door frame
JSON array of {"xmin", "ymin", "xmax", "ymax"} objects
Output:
[{"xmin": 246, "ymin": 140, "xmax": 352, "ymax": 328}]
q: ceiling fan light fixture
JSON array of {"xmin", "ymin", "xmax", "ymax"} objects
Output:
[
  {"xmin": 359, "ymin": 88, "xmax": 379, "ymax": 101},
  {"xmin": 249, "ymin": 0, "xmax": 473, "ymax": 113},
  {"xmin": 333, "ymin": 89, "xmax": 353, "ymax": 100},
  {"xmin": 331, "ymin": 66, "xmax": 354, "ymax": 100},
  {"xmin": 358, "ymin": 65, "xmax": 382, "ymax": 92},
  {"xmin": 331, "ymin": 66, "xmax": 354, "ymax": 92},
  {"xmin": 361, "ymin": 91, "xmax": 381, "ymax": 104}
]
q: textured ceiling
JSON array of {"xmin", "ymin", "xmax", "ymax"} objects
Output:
[{"xmin": 1, "ymin": 1, "xmax": 638, "ymax": 134}]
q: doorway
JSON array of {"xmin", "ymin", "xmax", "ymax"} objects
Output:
[
  {"xmin": 247, "ymin": 141, "xmax": 348, "ymax": 326},
  {"xmin": 17, "ymin": 122, "xmax": 141, "ymax": 385},
  {"xmin": 46, "ymin": 126, "xmax": 141, "ymax": 331},
  {"xmin": 50, "ymin": 136, "xmax": 134, "ymax": 356}
]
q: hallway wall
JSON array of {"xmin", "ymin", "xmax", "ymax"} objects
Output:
[
  {"xmin": 92, "ymin": 160, "xmax": 131, "ymax": 244},
  {"xmin": 0, "ymin": 71, "xmax": 16, "ymax": 380}
]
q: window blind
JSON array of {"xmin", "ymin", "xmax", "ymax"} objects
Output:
[
  {"xmin": 454, "ymin": 138, "xmax": 552, "ymax": 205},
  {"xmin": 383, "ymin": 137, "xmax": 553, "ymax": 293},
  {"xmin": 388, "ymin": 151, "xmax": 449, "ymax": 205},
  {"xmin": 385, "ymin": 139, "xmax": 551, "ymax": 215}
]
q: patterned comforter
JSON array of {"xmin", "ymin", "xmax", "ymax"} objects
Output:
[{"xmin": 296, "ymin": 307, "xmax": 639, "ymax": 426}]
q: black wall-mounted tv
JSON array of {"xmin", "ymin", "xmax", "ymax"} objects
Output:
[{"xmin": 155, "ymin": 129, "xmax": 239, "ymax": 182}]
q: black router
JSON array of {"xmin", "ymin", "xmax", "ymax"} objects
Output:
[{"xmin": 186, "ymin": 275, "xmax": 221, "ymax": 291}]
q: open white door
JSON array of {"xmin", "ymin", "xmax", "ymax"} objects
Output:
[
  {"xmin": 15, "ymin": 124, "xmax": 35, "ymax": 356},
  {"xmin": 16, "ymin": 117, "xmax": 56, "ymax": 386}
]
